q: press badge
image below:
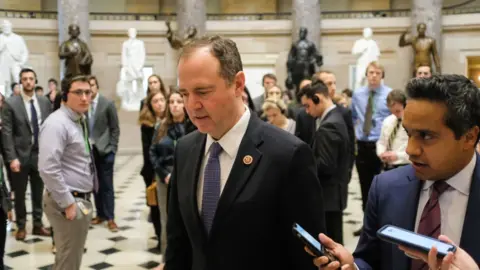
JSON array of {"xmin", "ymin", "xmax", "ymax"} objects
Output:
[{"xmin": 77, "ymin": 201, "xmax": 90, "ymax": 215}]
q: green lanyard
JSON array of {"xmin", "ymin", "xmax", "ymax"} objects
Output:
[{"xmin": 79, "ymin": 118, "xmax": 91, "ymax": 155}]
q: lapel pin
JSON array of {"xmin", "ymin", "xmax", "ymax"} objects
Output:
[{"xmin": 243, "ymin": 155, "xmax": 253, "ymax": 165}]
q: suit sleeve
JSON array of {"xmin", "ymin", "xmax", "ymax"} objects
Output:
[
  {"xmin": 1, "ymin": 103, "xmax": 17, "ymax": 163},
  {"xmin": 107, "ymin": 101, "xmax": 120, "ymax": 153},
  {"xmin": 314, "ymin": 123, "xmax": 342, "ymax": 177},
  {"xmin": 149, "ymin": 141, "xmax": 173, "ymax": 182},
  {"xmin": 164, "ymin": 144, "xmax": 192, "ymax": 269},
  {"xmin": 344, "ymin": 108, "xmax": 356, "ymax": 169},
  {"xmin": 282, "ymin": 142, "xmax": 325, "ymax": 269},
  {"xmin": 353, "ymin": 176, "xmax": 381, "ymax": 269}
]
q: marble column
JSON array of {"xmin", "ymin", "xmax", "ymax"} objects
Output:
[
  {"xmin": 57, "ymin": 0, "xmax": 90, "ymax": 78},
  {"xmin": 291, "ymin": 0, "xmax": 321, "ymax": 48},
  {"xmin": 411, "ymin": 0, "xmax": 443, "ymax": 55},
  {"xmin": 177, "ymin": 0, "xmax": 207, "ymax": 37}
]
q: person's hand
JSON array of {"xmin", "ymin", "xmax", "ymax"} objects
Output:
[
  {"xmin": 7, "ymin": 211, "xmax": 12, "ymax": 221},
  {"xmin": 165, "ymin": 174, "xmax": 171, "ymax": 185},
  {"xmin": 10, "ymin": 159, "xmax": 20, "ymax": 173},
  {"xmin": 307, "ymin": 233, "xmax": 355, "ymax": 270},
  {"xmin": 65, "ymin": 203, "xmax": 77, "ymax": 220},
  {"xmin": 399, "ymin": 235, "xmax": 479, "ymax": 270}
]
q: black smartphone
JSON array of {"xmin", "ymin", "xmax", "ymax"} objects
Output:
[
  {"xmin": 292, "ymin": 223, "xmax": 337, "ymax": 262},
  {"xmin": 377, "ymin": 225, "xmax": 457, "ymax": 258}
]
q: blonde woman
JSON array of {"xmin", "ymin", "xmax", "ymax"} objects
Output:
[{"xmin": 262, "ymin": 98, "xmax": 296, "ymax": 134}]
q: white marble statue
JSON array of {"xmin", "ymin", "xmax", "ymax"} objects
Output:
[
  {"xmin": 0, "ymin": 20, "xmax": 29, "ymax": 96},
  {"xmin": 117, "ymin": 28, "xmax": 146, "ymax": 111},
  {"xmin": 351, "ymin": 27, "xmax": 380, "ymax": 90}
]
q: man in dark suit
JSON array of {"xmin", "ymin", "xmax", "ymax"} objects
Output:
[
  {"xmin": 294, "ymin": 79, "xmax": 316, "ymax": 145},
  {"xmin": 164, "ymin": 36, "xmax": 325, "ymax": 270},
  {"xmin": 87, "ymin": 76, "xmax": 120, "ymax": 231},
  {"xmin": 299, "ymin": 80, "xmax": 350, "ymax": 245},
  {"xmin": 2, "ymin": 68, "xmax": 52, "ymax": 240},
  {"xmin": 313, "ymin": 75, "xmax": 480, "ymax": 269}
]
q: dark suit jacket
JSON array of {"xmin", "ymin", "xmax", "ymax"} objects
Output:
[
  {"xmin": 334, "ymin": 104, "xmax": 355, "ymax": 171},
  {"xmin": 313, "ymin": 108, "xmax": 350, "ymax": 212},
  {"xmin": 354, "ymin": 158, "xmax": 480, "ymax": 269},
  {"xmin": 2, "ymin": 95, "xmax": 52, "ymax": 166},
  {"xmin": 90, "ymin": 94, "xmax": 120, "ymax": 156},
  {"xmin": 294, "ymin": 107, "xmax": 315, "ymax": 145},
  {"xmin": 165, "ymin": 114, "xmax": 326, "ymax": 270}
]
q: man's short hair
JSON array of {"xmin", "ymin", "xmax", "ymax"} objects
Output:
[
  {"xmin": 61, "ymin": 75, "xmax": 90, "ymax": 94},
  {"xmin": 19, "ymin": 68, "xmax": 37, "ymax": 81},
  {"xmin": 416, "ymin": 65, "xmax": 431, "ymax": 73},
  {"xmin": 48, "ymin": 78, "xmax": 58, "ymax": 86},
  {"xmin": 180, "ymin": 35, "xmax": 243, "ymax": 85},
  {"xmin": 298, "ymin": 79, "xmax": 329, "ymax": 100},
  {"xmin": 34, "ymin": 86, "xmax": 43, "ymax": 91},
  {"xmin": 88, "ymin": 75, "xmax": 100, "ymax": 89},
  {"xmin": 386, "ymin": 89, "xmax": 407, "ymax": 107},
  {"xmin": 262, "ymin": 73, "xmax": 277, "ymax": 84},
  {"xmin": 312, "ymin": 70, "xmax": 334, "ymax": 81},
  {"xmin": 342, "ymin": 88, "xmax": 352, "ymax": 98},
  {"xmin": 366, "ymin": 61, "xmax": 385, "ymax": 76},
  {"xmin": 406, "ymin": 74, "xmax": 480, "ymax": 141}
]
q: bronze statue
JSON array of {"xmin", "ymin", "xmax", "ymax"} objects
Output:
[
  {"xmin": 59, "ymin": 24, "xmax": 93, "ymax": 78},
  {"xmin": 286, "ymin": 27, "xmax": 323, "ymax": 92},
  {"xmin": 399, "ymin": 23, "xmax": 441, "ymax": 75},
  {"xmin": 165, "ymin": 21, "xmax": 197, "ymax": 50}
]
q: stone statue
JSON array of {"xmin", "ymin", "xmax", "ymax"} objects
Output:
[
  {"xmin": 165, "ymin": 21, "xmax": 198, "ymax": 50},
  {"xmin": 58, "ymin": 24, "xmax": 93, "ymax": 79},
  {"xmin": 399, "ymin": 23, "xmax": 441, "ymax": 75},
  {"xmin": 352, "ymin": 27, "xmax": 381, "ymax": 90},
  {"xmin": 286, "ymin": 27, "xmax": 323, "ymax": 92},
  {"xmin": 116, "ymin": 28, "xmax": 146, "ymax": 111},
  {"xmin": 0, "ymin": 20, "xmax": 29, "ymax": 96}
]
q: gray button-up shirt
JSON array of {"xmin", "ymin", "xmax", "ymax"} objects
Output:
[{"xmin": 39, "ymin": 104, "xmax": 94, "ymax": 209}]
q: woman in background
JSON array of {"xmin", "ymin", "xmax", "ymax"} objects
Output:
[
  {"xmin": 138, "ymin": 89, "xmax": 167, "ymax": 251},
  {"xmin": 262, "ymin": 97, "xmax": 296, "ymax": 134}
]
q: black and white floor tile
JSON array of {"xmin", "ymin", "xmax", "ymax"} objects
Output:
[{"xmin": 3, "ymin": 155, "xmax": 364, "ymax": 269}]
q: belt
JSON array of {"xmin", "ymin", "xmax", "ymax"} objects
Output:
[{"xmin": 71, "ymin": 191, "xmax": 91, "ymax": 201}]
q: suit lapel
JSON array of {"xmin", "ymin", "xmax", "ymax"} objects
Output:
[
  {"xmin": 391, "ymin": 168, "xmax": 422, "ymax": 269},
  {"xmin": 93, "ymin": 95, "xmax": 106, "ymax": 125},
  {"xmin": 212, "ymin": 116, "xmax": 263, "ymax": 229},
  {"xmin": 17, "ymin": 97, "xmax": 32, "ymax": 133},
  {"xmin": 459, "ymin": 154, "xmax": 480, "ymax": 263}
]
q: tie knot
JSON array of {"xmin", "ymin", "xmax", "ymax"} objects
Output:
[
  {"xmin": 433, "ymin": 181, "xmax": 449, "ymax": 195},
  {"xmin": 209, "ymin": 142, "xmax": 222, "ymax": 158},
  {"xmin": 30, "ymin": 99, "xmax": 34, "ymax": 104}
]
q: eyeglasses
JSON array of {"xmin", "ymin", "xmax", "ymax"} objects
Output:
[{"xmin": 70, "ymin": 89, "xmax": 93, "ymax": 97}]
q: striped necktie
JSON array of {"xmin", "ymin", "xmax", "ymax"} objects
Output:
[
  {"xmin": 411, "ymin": 181, "xmax": 449, "ymax": 270},
  {"xmin": 363, "ymin": 91, "xmax": 375, "ymax": 137},
  {"xmin": 201, "ymin": 142, "xmax": 223, "ymax": 235},
  {"xmin": 387, "ymin": 118, "xmax": 402, "ymax": 151}
]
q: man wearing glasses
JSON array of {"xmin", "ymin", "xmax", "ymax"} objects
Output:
[{"xmin": 39, "ymin": 75, "xmax": 98, "ymax": 270}]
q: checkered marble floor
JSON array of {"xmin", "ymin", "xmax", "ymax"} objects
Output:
[{"xmin": 3, "ymin": 155, "xmax": 364, "ymax": 269}]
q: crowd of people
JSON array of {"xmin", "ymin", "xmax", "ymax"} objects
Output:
[{"xmin": 0, "ymin": 34, "xmax": 478, "ymax": 270}]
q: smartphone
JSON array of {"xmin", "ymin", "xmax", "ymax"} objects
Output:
[
  {"xmin": 377, "ymin": 225, "xmax": 457, "ymax": 258},
  {"xmin": 292, "ymin": 223, "xmax": 337, "ymax": 263}
]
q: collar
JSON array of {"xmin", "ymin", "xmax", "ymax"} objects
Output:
[
  {"xmin": 204, "ymin": 105, "xmax": 250, "ymax": 159},
  {"xmin": 92, "ymin": 93, "xmax": 99, "ymax": 104},
  {"xmin": 319, "ymin": 104, "xmax": 336, "ymax": 123},
  {"xmin": 60, "ymin": 104, "xmax": 86, "ymax": 123},
  {"xmin": 422, "ymin": 153, "xmax": 476, "ymax": 196},
  {"xmin": 21, "ymin": 91, "xmax": 37, "ymax": 103}
]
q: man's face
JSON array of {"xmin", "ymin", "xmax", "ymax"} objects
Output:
[
  {"xmin": 301, "ymin": 95, "xmax": 324, "ymax": 118},
  {"xmin": 66, "ymin": 81, "xmax": 92, "ymax": 114},
  {"xmin": 366, "ymin": 66, "xmax": 383, "ymax": 88},
  {"xmin": 403, "ymin": 99, "xmax": 478, "ymax": 181},
  {"xmin": 178, "ymin": 47, "xmax": 244, "ymax": 139},
  {"xmin": 263, "ymin": 77, "xmax": 276, "ymax": 90},
  {"xmin": 388, "ymin": 102, "xmax": 404, "ymax": 119},
  {"xmin": 20, "ymin": 72, "xmax": 36, "ymax": 92},
  {"xmin": 319, "ymin": 73, "xmax": 337, "ymax": 98},
  {"xmin": 148, "ymin": 76, "xmax": 161, "ymax": 92},
  {"xmin": 416, "ymin": 66, "xmax": 432, "ymax": 78},
  {"xmin": 89, "ymin": 79, "xmax": 98, "ymax": 98},
  {"xmin": 35, "ymin": 89, "xmax": 44, "ymax": 96},
  {"xmin": 267, "ymin": 86, "xmax": 282, "ymax": 101}
]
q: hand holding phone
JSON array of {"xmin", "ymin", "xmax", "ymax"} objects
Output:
[{"xmin": 292, "ymin": 223, "xmax": 339, "ymax": 264}]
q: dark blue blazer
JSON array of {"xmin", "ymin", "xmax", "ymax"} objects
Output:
[{"xmin": 353, "ymin": 155, "xmax": 480, "ymax": 270}]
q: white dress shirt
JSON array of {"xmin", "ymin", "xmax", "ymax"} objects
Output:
[
  {"xmin": 315, "ymin": 104, "xmax": 336, "ymax": 130},
  {"xmin": 21, "ymin": 91, "xmax": 42, "ymax": 143},
  {"xmin": 414, "ymin": 153, "xmax": 475, "ymax": 245},
  {"xmin": 197, "ymin": 106, "xmax": 250, "ymax": 212},
  {"xmin": 376, "ymin": 114, "xmax": 409, "ymax": 165}
]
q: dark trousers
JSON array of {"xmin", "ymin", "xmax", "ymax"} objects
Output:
[
  {"xmin": 11, "ymin": 161, "xmax": 44, "ymax": 229},
  {"xmin": 355, "ymin": 141, "xmax": 382, "ymax": 212},
  {"xmin": 0, "ymin": 210, "xmax": 6, "ymax": 269},
  {"xmin": 325, "ymin": 211, "xmax": 343, "ymax": 245},
  {"xmin": 93, "ymin": 148, "xmax": 115, "ymax": 220}
]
